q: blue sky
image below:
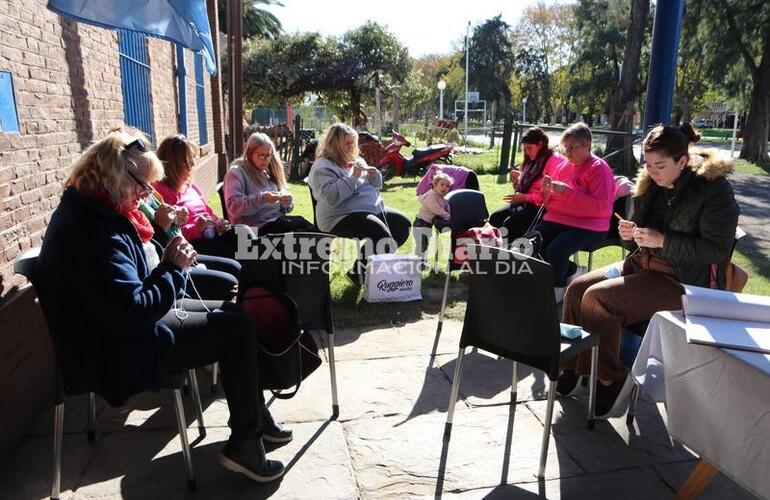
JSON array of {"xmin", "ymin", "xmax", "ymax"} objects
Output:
[{"xmin": 265, "ymin": 0, "xmax": 568, "ymax": 57}]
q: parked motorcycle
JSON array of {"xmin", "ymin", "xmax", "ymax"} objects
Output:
[{"xmin": 377, "ymin": 131, "xmax": 454, "ymax": 180}]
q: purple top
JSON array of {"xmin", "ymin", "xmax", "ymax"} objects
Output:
[{"xmin": 416, "ymin": 164, "xmax": 473, "ymax": 196}]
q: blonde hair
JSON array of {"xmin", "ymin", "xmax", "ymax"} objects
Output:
[
  {"xmin": 232, "ymin": 132, "xmax": 287, "ymax": 190},
  {"xmin": 317, "ymin": 123, "xmax": 359, "ymax": 166},
  {"xmin": 66, "ymin": 130, "xmax": 164, "ymax": 209},
  {"xmin": 156, "ymin": 135, "xmax": 198, "ymax": 191},
  {"xmin": 561, "ymin": 122, "xmax": 593, "ymax": 145},
  {"xmin": 432, "ymin": 171, "xmax": 453, "ymax": 188}
]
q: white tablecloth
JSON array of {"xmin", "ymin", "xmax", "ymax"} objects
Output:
[{"xmin": 632, "ymin": 311, "xmax": 770, "ymax": 499}]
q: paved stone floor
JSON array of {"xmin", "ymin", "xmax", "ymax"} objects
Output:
[{"xmin": 0, "ymin": 319, "xmax": 757, "ymax": 499}]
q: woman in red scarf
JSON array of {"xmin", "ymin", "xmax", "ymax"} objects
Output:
[{"xmin": 38, "ymin": 131, "xmax": 287, "ymax": 483}]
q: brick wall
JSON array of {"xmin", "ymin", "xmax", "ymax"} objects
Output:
[{"xmin": 0, "ymin": 0, "xmax": 219, "ymax": 461}]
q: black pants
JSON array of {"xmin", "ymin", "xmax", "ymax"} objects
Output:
[
  {"xmin": 191, "ymin": 225, "xmax": 283, "ymax": 292},
  {"xmin": 535, "ymin": 221, "xmax": 606, "ymax": 287},
  {"xmin": 489, "ymin": 203, "xmax": 541, "ymax": 241},
  {"xmin": 260, "ymin": 215, "xmax": 315, "ymax": 235},
  {"xmin": 330, "ymin": 208, "xmax": 411, "ymax": 269},
  {"xmin": 159, "ymin": 299, "xmax": 261, "ymax": 440},
  {"xmin": 188, "ymin": 254, "xmax": 241, "ymax": 301},
  {"xmin": 412, "ymin": 216, "xmax": 449, "ymax": 259}
]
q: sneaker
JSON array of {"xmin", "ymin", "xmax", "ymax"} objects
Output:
[
  {"xmin": 556, "ymin": 370, "xmax": 582, "ymax": 397},
  {"xmin": 566, "ymin": 266, "xmax": 587, "ymax": 285},
  {"xmin": 219, "ymin": 438, "xmax": 285, "ymax": 483},
  {"xmin": 595, "ymin": 374, "xmax": 634, "ymax": 419},
  {"xmin": 261, "ymin": 405, "xmax": 293, "ymax": 444},
  {"xmin": 554, "ymin": 286, "xmax": 566, "ymax": 303}
]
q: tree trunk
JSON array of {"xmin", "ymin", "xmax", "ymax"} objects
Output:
[
  {"xmin": 351, "ymin": 87, "xmax": 367, "ymax": 129},
  {"xmin": 739, "ymin": 34, "xmax": 770, "ymax": 167},
  {"xmin": 607, "ymin": 0, "xmax": 649, "ymax": 175},
  {"xmin": 392, "ymin": 94, "xmax": 400, "ymax": 132},
  {"xmin": 489, "ymin": 100, "xmax": 497, "ymax": 148}
]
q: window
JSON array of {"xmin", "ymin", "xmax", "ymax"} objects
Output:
[
  {"xmin": 194, "ymin": 53, "xmax": 208, "ymax": 145},
  {"xmin": 176, "ymin": 44, "xmax": 188, "ymax": 136},
  {"xmin": 118, "ymin": 30, "xmax": 153, "ymax": 140}
]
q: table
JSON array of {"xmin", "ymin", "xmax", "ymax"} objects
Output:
[{"xmin": 632, "ymin": 311, "xmax": 770, "ymax": 499}]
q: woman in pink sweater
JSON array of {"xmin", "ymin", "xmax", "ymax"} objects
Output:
[
  {"xmin": 535, "ymin": 123, "xmax": 615, "ymax": 302},
  {"xmin": 489, "ymin": 127, "xmax": 565, "ymax": 240}
]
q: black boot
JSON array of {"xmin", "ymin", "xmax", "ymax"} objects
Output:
[
  {"xmin": 261, "ymin": 403, "xmax": 293, "ymax": 443},
  {"xmin": 219, "ymin": 437, "xmax": 285, "ymax": 483}
]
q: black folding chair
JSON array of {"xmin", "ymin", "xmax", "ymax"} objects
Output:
[
  {"xmin": 252, "ymin": 232, "xmax": 340, "ymax": 418},
  {"xmin": 431, "ymin": 189, "xmax": 489, "ymax": 358},
  {"xmin": 443, "ymin": 245, "xmax": 599, "ymax": 479},
  {"xmin": 15, "ymin": 248, "xmax": 203, "ymax": 499},
  {"xmin": 216, "ymin": 181, "xmax": 228, "ymax": 220}
]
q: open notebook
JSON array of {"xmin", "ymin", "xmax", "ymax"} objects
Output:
[{"xmin": 683, "ymin": 285, "xmax": 770, "ymax": 354}]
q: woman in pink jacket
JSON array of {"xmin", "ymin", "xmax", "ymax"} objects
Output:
[
  {"xmin": 489, "ymin": 127, "xmax": 565, "ymax": 240},
  {"xmin": 535, "ymin": 122, "xmax": 615, "ymax": 303}
]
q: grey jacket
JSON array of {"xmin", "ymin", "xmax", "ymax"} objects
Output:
[
  {"xmin": 307, "ymin": 157, "xmax": 384, "ymax": 231},
  {"xmin": 224, "ymin": 164, "xmax": 293, "ymax": 229}
]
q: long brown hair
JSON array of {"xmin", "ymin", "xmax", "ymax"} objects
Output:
[
  {"xmin": 233, "ymin": 132, "xmax": 287, "ymax": 190},
  {"xmin": 156, "ymin": 135, "xmax": 198, "ymax": 191}
]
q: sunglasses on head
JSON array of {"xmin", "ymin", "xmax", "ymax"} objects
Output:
[{"xmin": 124, "ymin": 137, "xmax": 149, "ymax": 153}]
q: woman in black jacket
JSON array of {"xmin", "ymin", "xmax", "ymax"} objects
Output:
[
  {"xmin": 38, "ymin": 130, "xmax": 288, "ymax": 483},
  {"xmin": 557, "ymin": 123, "xmax": 739, "ymax": 419}
]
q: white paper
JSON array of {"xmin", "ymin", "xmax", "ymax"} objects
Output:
[{"xmin": 683, "ymin": 285, "xmax": 770, "ymax": 354}]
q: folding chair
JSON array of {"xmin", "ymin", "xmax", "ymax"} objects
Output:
[
  {"xmin": 431, "ymin": 189, "xmax": 489, "ymax": 358},
  {"xmin": 14, "ymin": 248, "xmax": 204, "ymax": 499},
  {"xmin": 253, "ymin": 232, "xmax": 340, "ymax": 418},
  {"xmin": 443, "ymin": 245, "xmax": 599, "ymax": 479},
  {"xmin": 216, "ymin": 181, "xmax": 228, "ymax": 220}
]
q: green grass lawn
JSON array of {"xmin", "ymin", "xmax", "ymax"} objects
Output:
[{"xmin": 209, "ymin": 170, "xmax": 769, "ymax": 328}]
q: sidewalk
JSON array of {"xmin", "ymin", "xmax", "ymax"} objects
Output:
[{"xmin": 0, "ymin": 318, "xmax": 755, "ymax": 499}]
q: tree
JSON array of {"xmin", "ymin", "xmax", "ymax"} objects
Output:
[
  {"xmin": 512, "ymin": 2, "xmax": 577, "ymax": 122},
  {"xmin": 218, "ymin": 0, "xmax": 283, "ymax": 39},
  {"xmin": 240, "ymin": 23, "xmax": 411, "ymax": 128},
  {"xmin": 461, "ymin": 16, "xmax": 516, "ymax": 145},
  {"xmin": 605, "ymin": 0, "xmax": 649, "ymax": 167},
  {"xmin": 702, "ymin": 0, "xmax": 770, "ymax": 167}
]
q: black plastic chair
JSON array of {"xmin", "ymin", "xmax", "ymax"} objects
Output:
[
  {"xmin": 216, "ymin": 181, "xmax": 228, "ymax": 220},
  {"xmin": 443, "ymin": 245, "xmax": 599, "ymax": 479},
  {"xmin": 252, "ymin": 232, "xmax": 340, "ymax": 418},
  {"xmin": 431, "ymin": 189, "xmax": 489, "ymax": 358},
  {"xmin": 14, "ymin": 248, "xmax": 203, "ymax": 499}
]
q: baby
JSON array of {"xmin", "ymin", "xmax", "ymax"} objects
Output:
[{"xmin": 413, "ymin": 171, "xmax": 452, "ymax": 260}]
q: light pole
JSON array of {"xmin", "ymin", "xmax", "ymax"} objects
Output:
[
  {"xmin": 522, "ymin": 96, "xmax": 527, "ymax": 124},
  {"xmin": 437, "ymin": 80, "xmax": 446, "ymax": 120},
  {"xmin": 464, "ymin": 21, "xmax": 470, "ymax": 145}
]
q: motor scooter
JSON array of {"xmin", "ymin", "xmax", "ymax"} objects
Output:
[{"xmin": 377, "ymin": 131, "xmax": 453, "ymax": 179}]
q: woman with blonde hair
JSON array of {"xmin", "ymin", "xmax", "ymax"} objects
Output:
[
  {"xmin": 38, "ymin": 130, "xmax": 287, "ymax": 483},
  {"xmin": 224, "ymin": 132, "xmax": 314, "ymax": 234},
  {"xmin": 308, "ymin": 123, "xmax": 410, "ymax": 284}
]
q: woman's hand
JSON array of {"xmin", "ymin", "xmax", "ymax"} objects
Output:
[
  {"xmin": 632, "ymin": 227, "xmax": 665, "ymax": 248},
  {"xmin": 277, "ymin": 192, "xmax": 293, "ymax": 206},
  {"xmin": 162, "ymin": 236, "xmax": 197, "ymax": 269},
  {"xmin": 154, "ymin": 204, "xmax": 176, "ymax": 231},
  {"xmin": 350, "ymin": 162, "xmax": 364, "ymax": 178},
  {"xmin": 194, "ymin": 214, "xmax": 213, "ymax": 231},
  {"xmin": 263, "ymin": 192, "xmax": 281, "ymax": 204},
  {"xmin": 509, "ymin": 169, "xmax": 520, "ymax": 189},
  {"xmin": 551, "ymin": 180, "xmax": 570, "ymax": 194},
  {"xmin": 503, "ymin": 193, "xmax": 527, "ymax": 205},
  {"xmin": 174, "ymin": 206, "xmax": 189, "ymax": 225},
  {"xmin": 618, "ymin": 219, "xmax": 637, "ymax": 241},
  {"xmin": 216, "ymin": 218, "xmax": 231, "ymax": 235},
  {"xmin": 363, "ymin": 166, "xmax": 379, "ymax": 178},
  {"xmin": 541, "ymin": 175, "xmax": 553, "ymax": 198}
]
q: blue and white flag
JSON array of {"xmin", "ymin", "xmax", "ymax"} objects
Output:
[{"xmin": 47, "ymin": 0, "xmax": 217, "ymax": 74}]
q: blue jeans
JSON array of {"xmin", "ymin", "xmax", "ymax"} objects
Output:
[{"xmin": 535, "ymin": 221, "xmax": 606, "ymax": 286}]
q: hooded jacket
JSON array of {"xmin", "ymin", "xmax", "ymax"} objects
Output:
[{"xmin": 624, "ymin": 148, "xmax": 740, "ymax": 289}]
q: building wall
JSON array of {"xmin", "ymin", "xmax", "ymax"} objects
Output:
[{"xmin": 0, "ymin": 0, "xmax": 219, "ymax": 460}]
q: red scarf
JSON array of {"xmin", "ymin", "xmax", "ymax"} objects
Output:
[
  {"xmin": 124, "ymin": 207, "xmax": 154, "ymax": 244},
  {"xmin": 91, "ymin": 188, "xmax": 154, "ymax": 244}
]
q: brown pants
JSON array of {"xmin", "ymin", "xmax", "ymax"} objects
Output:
[{"xmin": 562, "ymin": 250, "xmax": 683, "ymax": 381}]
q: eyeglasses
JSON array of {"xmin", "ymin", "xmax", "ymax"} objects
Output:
[
  {"xmin": 126, "ymin": 168, "xmax": 153, "ymax": 197},
  {"xmin": 254, "ymin": 152, "xmax": 272, "ymax": 160},
  {"xmin": 562, "ymin": 143, "xmax": 589, "ymax": 153}
]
